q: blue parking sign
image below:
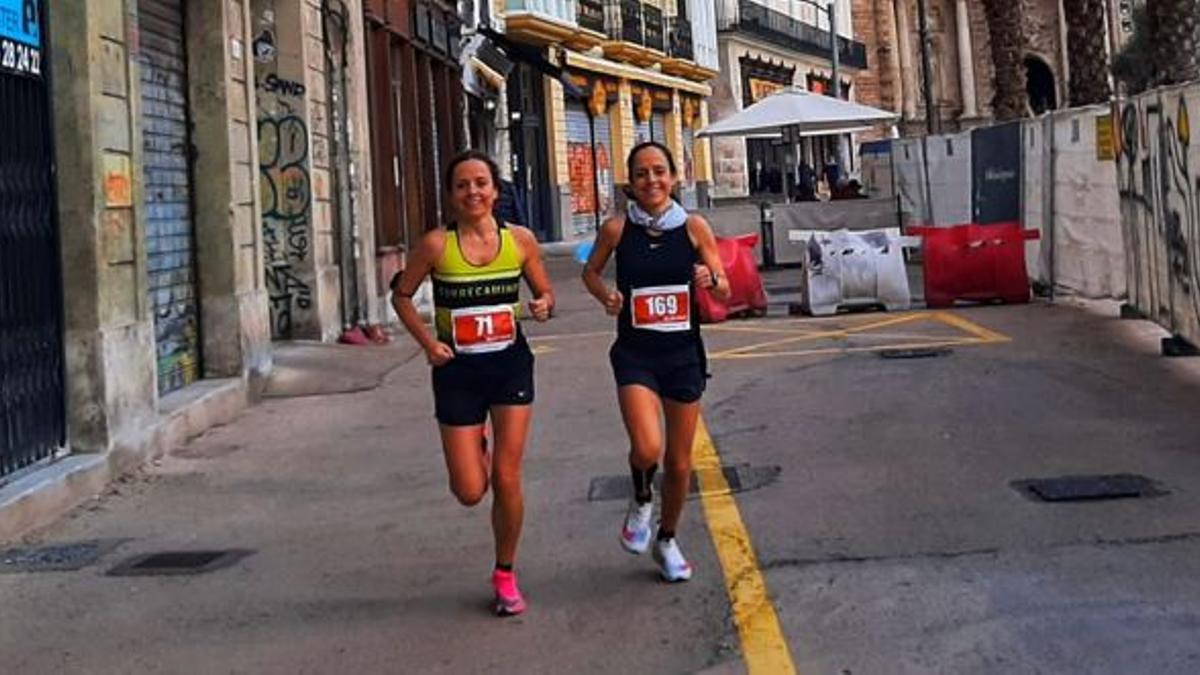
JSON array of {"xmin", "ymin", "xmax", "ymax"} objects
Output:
[{"xmin": 0, "ymin": 0, "xmax": 41, "ymax": 77}]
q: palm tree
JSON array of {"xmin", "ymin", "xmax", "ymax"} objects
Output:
[
  {"xmin": 981, "ymin": 0, "xmax": 1027, "ymax": 120},
  {"xmin": 1113, "ymin": 6, "xmax": 1157, "ymax": 94},
  {"xmin": 1147, "ymin": 0, "xmax": 1200, "ymax": 86},
  {"xmin": 1064, "ymin": 0, "xmax": 1113, "ymax": 105}
]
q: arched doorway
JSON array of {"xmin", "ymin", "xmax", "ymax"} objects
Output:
[{"xmin": 1025, "ymin": 56, "xmax": 1058, "ymax": 115}]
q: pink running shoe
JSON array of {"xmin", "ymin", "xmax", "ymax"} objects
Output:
[{"xmin": 492, "ymin": 569, "xmax": 527, "ymax": 616}]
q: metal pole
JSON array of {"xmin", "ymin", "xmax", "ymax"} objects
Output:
[
  {"xmin": 914, "ymin": 0, "xmax": 939, "ymax": 134},
  {"xmin": 828, "ymin": 2, "xmax": 850, "ymax": 172},
  {"xmin": 829, "ymin": 2, "xmax": 841, "ymax": 98}
]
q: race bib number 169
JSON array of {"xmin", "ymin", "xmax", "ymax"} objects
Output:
[{"xmin": 631, "ymin": 285, "xmax": 691, "ymax": 332}]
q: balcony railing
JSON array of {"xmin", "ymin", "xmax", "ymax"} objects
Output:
[
  {"xmin": 606, "ymin": 0, "xmax": 644, "ymax": 45},
  {"xmin": 719, "ymin": 0, "xmax": 868, "ymax": 70},
  {"xmin": 667, "ymin": 15, "xmax": 694, "ymax": 61},
  {"xmin": 578, "ymin": 0, "xmax": 606, "ymax": 33},
  {"xmin": 643, "ymin": 5, "xmax": 664, "ymax": 51}
]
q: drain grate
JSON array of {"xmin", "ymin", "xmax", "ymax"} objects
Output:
[
  {"xmin": 107, "ymin": 549, "xmax": 252, "ymax": 576},
  {"xmin": 588, "ymin": 465, "xmax": 781, "ymax": 502},
  {"xmin": 879, "ymin": 347, "xmax": 953, "ymax": 359},
  {"xmin": 1011, "ymin": 474, "xmax": 1167, "ymax": 503},
  {"xmin": 1, "ymin": 540, "xmax": 125, "ymax": 574}
]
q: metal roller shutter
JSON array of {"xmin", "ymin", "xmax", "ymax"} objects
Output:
[
  {"xmin": 634, "ymin": 119, "xmax": 651, "ymax": 145},
  {"xmin": 566, "ymin": 103, "xmax": 597, "ymax": 237},
  {"xmin": 139, "ymin": 0, "xmax": 201, "ymax": 394},
  {"xmin": 592, "ymin": 113, "xmax": 615, "ymax": 226},
  {"xmin": 651, "ymin": 111, "xmax": 667, "ymax": 145}
]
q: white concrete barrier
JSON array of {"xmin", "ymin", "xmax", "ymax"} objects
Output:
[{"xmin": 790, "ymin": 227, "xmax": 920, "ymax": 316}]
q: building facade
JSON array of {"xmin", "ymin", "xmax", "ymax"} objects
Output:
[
  {"xmin": 489, "ymin": 0, "xmax": 721, "ymax": 242},
  {"xmin": 0, "ymin": 0, "xmax": 380, "ymax": 538},
  {"xmin": 708, "ymin": 0, "xmax": 867, "ymax": 201},
  {"xmin": 851, "ymin": 0, "xmax": 1080, "ymax": 135},
  {"xmin": 361, "ymin": 0, "xmax": 467, "ymax": 296}
]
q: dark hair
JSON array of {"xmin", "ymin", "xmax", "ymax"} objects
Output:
[
  {"xmin": 444, "ymin": 150, "xmax": 502, "ymax": 192},
  {"xmin": 626, "ymin": 141, "xmax": 677, "ymax": 179}
]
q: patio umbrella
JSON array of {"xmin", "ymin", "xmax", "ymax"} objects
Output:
[
  {"xmin": 699, "ymin": 87, "xmax": 897, "ymax": 198},
  {"xmin": 697, "ymin": 87, "xmax": 897, "ymax": 138}
]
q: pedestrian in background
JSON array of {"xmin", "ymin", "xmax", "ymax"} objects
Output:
[
  {"xmin": 391, "ymin": 150, "xmax": 554, "ymax": 616},
  {"xmin": 582, "ymin": 141, "xmax": 730, "ymax": 582},
  {"xmin": 494, "ymin": 178, "xmax": 528, "ymax": 229}
]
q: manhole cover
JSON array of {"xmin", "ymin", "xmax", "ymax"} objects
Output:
[
  {"xmin": 107, "ymin": 549, "xmax": 252, "ymax": 576},
  {"xmin": 0, "ymin": 539, "xmax": 126, "ymax": 574},
  {"xmin": 587, "ymin": 465, "xmax": 781, "ymax": 502},
  {"xmin": 1011, "ymin": 474, "xmax": 1167, "ymax": 502},
  {"xmin": 879, "ymin": 347, "xmax": 953, "ymax": 359}
]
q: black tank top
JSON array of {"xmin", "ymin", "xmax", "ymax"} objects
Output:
[{"xmin": 614, "ymin": 220, "xmax": 703, "ymax": 361}]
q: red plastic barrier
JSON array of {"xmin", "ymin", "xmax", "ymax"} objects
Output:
[
  {"xmin": 906, "ymin": 222, "xmax": 1040, "ymax": 308},
  {"xmin": 698, "ymin": 234, "xmax": 769, "ymax": 323}
]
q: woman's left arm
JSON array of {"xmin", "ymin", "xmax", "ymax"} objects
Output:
[
  {"xmin": 513, "ymin": 226, "xmax": 555, "ymax": 321},
  {"xmin": 688, "ymin": 215, "xmax": 731, "ymax": 301}
]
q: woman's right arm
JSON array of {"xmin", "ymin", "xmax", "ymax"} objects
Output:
[
  {"xmin": 391, "ymin": 230, "xmax": 454, "ymax": 365},
  {"xmin": 581, "ymin": 217, "xmax": 625, "ymax": 316}
]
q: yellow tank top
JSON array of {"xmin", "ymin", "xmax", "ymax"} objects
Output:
[{"xmin": 431, "ymin": 225, "xmax": 524, "ymax": 344}]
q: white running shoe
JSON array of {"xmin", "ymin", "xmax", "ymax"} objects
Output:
[
  {"xmin": 620, "ymin": 500, "xmax": 654, "ymax": 554},
  {"xmin": 652, "ymin": 537, "xmax": 694, "ymax": 582}
]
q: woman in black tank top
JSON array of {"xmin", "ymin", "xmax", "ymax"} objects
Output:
[{"xmin": 582, "ymin": 142, "xmax": 730, "ymax": 582}]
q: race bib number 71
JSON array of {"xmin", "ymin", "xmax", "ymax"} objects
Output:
[
  {"xmin": 451, "ymin": 305, "xmax": 516, "ymax": 354},
  {"xmin": 631, "ymin": 285, "xmax": 691, "ymax": 332}
]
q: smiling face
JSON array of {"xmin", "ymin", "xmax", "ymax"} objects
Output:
[
  {"xmin": 629, "ymin": 145, "xmax": 676, "ymax": 214},
  {"xmin": 449, "ymin": 159, "xmax": 498, "ymax": 221}
]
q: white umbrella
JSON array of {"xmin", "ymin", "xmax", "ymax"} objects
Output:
[{"xmin": 697, "ymin": 87, "xmax": 897, "ymax": 138}]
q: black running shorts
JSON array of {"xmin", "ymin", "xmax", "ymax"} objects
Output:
[
  {"xmin": 609, "ymin": 341, "xmax": 705, "ymax": 404},
  {"xmin": 431, "ymin": 337, "xmax": 535, "ymax": 426}
]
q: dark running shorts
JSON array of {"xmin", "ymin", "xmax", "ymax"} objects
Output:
[
  {"xmin": 609, "ymin": 341, "xmax": 706, "ymax": 404},
  {"xmin": 431, "ymin": 338, "xmax": 535, "ymax": 426}
]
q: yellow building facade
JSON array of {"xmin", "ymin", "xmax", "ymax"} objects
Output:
[{"xmin": 492, "ymin": 0, "xmax": 721, "ymax": 241}]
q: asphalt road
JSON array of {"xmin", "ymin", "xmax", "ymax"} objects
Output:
[{"xmin": 3, "ymin": 258, "xmax": 1200, "ymax": 674}]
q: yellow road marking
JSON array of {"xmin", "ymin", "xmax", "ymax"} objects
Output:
[
  {"xmin": 932, "ymin": 311, "xmax": 1012, "ymax": 343},
  {"xmin": 529, "ymin": 345, "xmax": 559, "ymax": 355},
  {"xmin": 694, "ymin": 417, "xmax": 796, "ymax": 675},
  {"xmin": 711, "ymin": 338, "xmax": 992, "ymax": 360},
  {"xmin": 710, "ymin": 313, "xmax": 927, "ymax": 358},
  {"xmin": 705, "ymin": 324, "xmax": 830, "ymax": 336}
]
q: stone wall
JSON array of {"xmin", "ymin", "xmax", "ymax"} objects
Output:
[{"xmin": 853, "ymin": 0, "xmax": 1068, "ymax": 131}]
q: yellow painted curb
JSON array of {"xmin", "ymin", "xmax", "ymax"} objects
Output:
[{"xmin": 694, "ymin": 417, "xmax": 796, "ymax": 675}]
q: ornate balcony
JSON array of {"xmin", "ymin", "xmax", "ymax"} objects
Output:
[
  {"xmin": 602, "ymin": 0, "xmax": 663, "ymax": 67},
  {"xmin": 668, "ymin": 15, "xmax": 693, "ymax": 61},
  {"xmin": 662, "ymin": 14, "xmax": 700, "ymax": 79},
  {"xmin": 718, "ymin": 0, "xmax": 868, "ymax": 70},
  {"xmin": 504, "ymin": 0, "xmax": 579, "ymax": 46},
  {"xmin": 566, "ymin": 0, "xmax": 608, "ymax": 50}
]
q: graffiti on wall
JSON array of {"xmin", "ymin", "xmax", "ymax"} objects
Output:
[
  {"xmin": 254, "ymin": 4, "xmax": 317, "ymax": 339},
  {"xmin": 259, "ymin": 114, "xmax": 313, "ymax": 338},
  {"xmin": 1117, "ymin": 86, "xmax": 1200, "ymax": 346}
]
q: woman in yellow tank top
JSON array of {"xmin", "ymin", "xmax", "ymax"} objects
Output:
[{"xmin": 391, "ymin": 150, "xmax": 555, "ymax": 616}]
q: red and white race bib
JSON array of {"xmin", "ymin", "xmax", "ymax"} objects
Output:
[
  {"xmin": 451, "ymin": 305, "xmax": 516, "ymax": 354},
  {"xmin": 631, "ymin": 285, "xmax": 691, "ymax": 332}
]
